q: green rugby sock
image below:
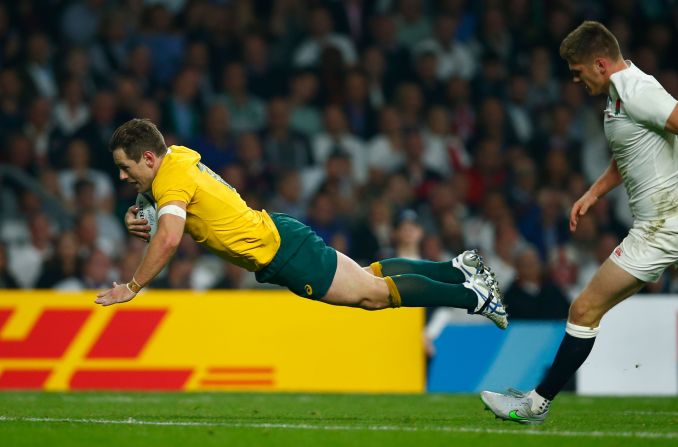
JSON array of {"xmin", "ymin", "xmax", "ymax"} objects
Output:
[
  {"xmin": 372, "ymin": 258, "xmax": 465, "ymax": 284},
  {"xmin": 384, "ymin": 274, "xmax": 477, "ymax": 310}
]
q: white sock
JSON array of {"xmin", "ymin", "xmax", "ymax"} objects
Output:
[{"xmin": 527, "ymin": 389, "xmax": 550, "ymax": 413}]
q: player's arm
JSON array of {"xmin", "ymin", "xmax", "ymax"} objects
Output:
[
  {"xmin": 569, "ymin": 159, "xmax": 622, "ymax": 232},
  {"xmin": 95, "ymin": 200, "xmax": 187, "ymax": 306},
  {"xmin": 665, "ymin": 104, "xmax": 678, "ymax": 134}
]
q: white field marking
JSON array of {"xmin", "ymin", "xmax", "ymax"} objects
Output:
[
  {"xmin": 56, "ymin": 395, "xmax": 214, "ymax": 404},
  {"xmin": 0, "ymin": 416, "xmax": 676, "ymax": 440},
  {"xmin": 621, "ymin": 411, "xmax": 678, "ymax": 417}
]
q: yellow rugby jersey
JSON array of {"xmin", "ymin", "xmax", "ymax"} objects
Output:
[{"xmin": 151, "ymin": 145, "xmax": 281, "ymax": 271}]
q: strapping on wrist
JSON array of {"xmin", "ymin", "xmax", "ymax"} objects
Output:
[{"xmin": 127, "ymin": 277, "xmax": 143, "ymax": 294}]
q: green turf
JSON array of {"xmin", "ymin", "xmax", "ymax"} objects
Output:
[{"xmin": 0, "ymin": 392, "xmax": 676, "ymax": 447}]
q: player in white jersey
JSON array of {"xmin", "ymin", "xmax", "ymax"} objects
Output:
[{"xmin": 480, "ymin": 21, "xmax": 678, "ymax": 424}]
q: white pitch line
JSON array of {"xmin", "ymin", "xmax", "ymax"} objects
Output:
[
  {"xmin": 0, "ymin": 416, "xmax": 676, "ymax": 440},
  {"xmin": 621, "ymin": 411, "xmax": 678, "ymax": 417}
]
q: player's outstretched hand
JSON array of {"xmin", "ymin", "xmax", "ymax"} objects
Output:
[
  {"xmin": 125, "ymin": 205, "xmax": 151, "ymax": 241},
  {"xmin": 95, "ymin": 282, "xmax": 137, "ymax": 306},
  {"xmin": 569, "ymin": 191, "xmax": 598, "ymax": 232}
]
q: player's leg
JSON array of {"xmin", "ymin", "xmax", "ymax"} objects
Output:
[
  {"xmin": 365, "ymin": 250, "xmax": 487, "ymax": 284},
  {"xmin": 322, "ymin": 251, "xmax": 508, "ymax": 328},
  {"xmin": 533, "ymin": 258, "xmax": 643, "ymax": 398},
  {"xmin": 481, "ymin": 259, "xmax": 644, "ymax": 424},
  {"xmin": 323, "ymin": 251, "xmax": 476, "ymax": 310}
]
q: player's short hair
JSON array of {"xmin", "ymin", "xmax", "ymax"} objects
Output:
[
  {"xmin": 559, "ymin": 21, "xmax": 621, "ymax": 64},
  {"xmin": 109, "ymin": 118, "xmax": 167, "ymax": 161}
]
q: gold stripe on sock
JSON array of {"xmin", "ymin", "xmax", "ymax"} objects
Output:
[
  {"xmin": 384, "ymin": 276, "xmax": 402, "ymax": 308},
  {"xmin": 370, "ymin": 261, "xmax": 384, "ymax": 277}
]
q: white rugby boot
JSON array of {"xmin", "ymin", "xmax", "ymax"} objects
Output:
[
  {"xmin": 463, "ymin": 273, "xmax": 508, "ymax": 329},
  {"xmin": 480, "ymin": 389, "xmax": 550, "ymax": 425},
  {"xmin": 452, "ymin": 249, "xmax": 485, "ymax": 280}
]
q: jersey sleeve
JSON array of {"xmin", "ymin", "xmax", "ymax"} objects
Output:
[
  {"xmin": 153, "ymin": 165, "xmax": 197, "ymax": 207},
  {"xmin": 624, "ymin": 83, "xmax": 678, "ymax": 131}
]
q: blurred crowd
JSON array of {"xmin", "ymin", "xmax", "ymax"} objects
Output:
[{"xmin": 1, "ymin": 0, "xmax": 678, "ymax": 319}]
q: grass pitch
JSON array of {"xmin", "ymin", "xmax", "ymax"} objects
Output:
[{"xmin": 0, "ymin": 392, "xmax": 676, "ymax": 447}]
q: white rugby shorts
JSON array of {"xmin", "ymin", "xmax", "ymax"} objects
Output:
[{"xmin": 609, "ymin": 214, "xmax": 678, "ymax": 282}]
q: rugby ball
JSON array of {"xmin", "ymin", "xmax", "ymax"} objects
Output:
[{"xmin": 135, "ymin": 193, "xmax": 158, "ymax": 238}]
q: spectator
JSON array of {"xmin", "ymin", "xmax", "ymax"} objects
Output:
[
  {"xmin": 503, "ymin": 247, "xmax": 570, "ymax": 320},
  {"xmin": 4, "ymin": 133, "xmax": 38, "ymax": 177},
  {"xmin": 391, "ymin": 209, "xmax": 425, "ymax": 260},
  {"xmin": 73, "ymin": 90, "xmax": 119, "ymax": 173},
  {"xmin": 293, "ymin": 6, "xmax": 357, "ymax": 68},
  {"xmin": 89, "ymin": 11, "xmax": 132, "ymax": 83},
  {"xmin": 398, "ymin": 130, "xmax": 443, "ymax": 204},
  {"xmin": 152, "ymin": 257, "xmax": 193, "ymax": 289},
  {"xmin": 260, "ymin": 97, "xmax": 314, "ymax": 175},
  {"xmin": 0, "ymin": 5, "xmax": 21, "ymax": 68},
  {"xmin": 288, "ymin": 70, "xmax": 322, "ymax": 138},
  {"xmin": 8, "ymin": 212, "xmax": 53, "ymax": 288},
  {"xmin": 235, "ymin": 132, "xmax": 271, "ymax": 197},
  {"xmin": 74, "ymin": 210, "xmax": 114, "ymax": 259},
  {"xmin": 81, "ymin": 249, "xmax": 114, "ymax": 289},
  {"xmin": 305, "ymin": 191, "xmax": 346, "ymax": 245},
  {"xmin": 464, "ymin": 138, "xmax": 508, "ymax": 208},
  {"xmin": 437, "ymin": 208, "xmax": 466, "ymax": 258},
  {"xmin": 124, "ymin": 44, "xmax": 154, "ymax": 96},
  {"xmin": 361, "ymin": 47, "xmax": 390, "ymax": 108},
  {"xmin": 190, "ymin": 102, "xmax": 236, "ymax": 172},
  {"xmin": 350, "ymin": 199, "xmax": 393, "ymax": 264},
  {"xmin": 23, "ymin": 97, "xmax": 54, "ymax": 168},
  {"xmin": 114, "ymin": 75, "xmax": 143, "ymax": 123},
  {"xmin": 414, "ymin": 14, "xmax": 476, "ymax": 80},
  {"xmin": 463, "ymin": 190, "xmax": 511, "ymax": 255},
  {"xmin": 182, "ymin": 40, "xmax": 215, "ymax": 105},
  {"xmin": 367, "ymin": 106, "xmax": 405, "ymax": 177},
  {"xmin": 60, "ymin": 0, "xmax": 104, "ymax": 45},
  {"xmin": 394, "ymin": 82, "xmax": 424, "ymax": 129},
  {"xmin": 58, "ymin": 139, "xmax": 115, "ymax": 213},
  {"xmin": 269, "ymin": 170, "xmax": 306, "ymax": 221},
  {"xmin": 525, "ymin": 46, "xmax": 560, "ymax": 114},
  {"xmin": 504, "ymin": 73, "xmax": 534, "ymax": 145},
  {"xmin": 138, "ymin": 4, "xmax": 185, "ymax": 85},
  {"xmin": 472, "ymin": 7, "xmax": 513, "ymax": 63},
  {"xmin": 342, "ymin": 69, "xmax": 377, "ymax": 139},
  {"xmin": 0, "ymin": 69, "xmax": 26, "ymax": 135},
  {"xmin": 422, "ymin": 105, "xmax": 471, "ymax": 177},
  {"xmin": 217, "ymin": 62, "xmax": 266, "ymax": 133},
  {"xmin": 61, "ymin": 47, "xmax": 99, "ymax": 98},
  {"xmin": 445, "ymin": 77, "xmax": 476, "ymax": 143},
  {"xmin": 470, "ymin": 97, "xmax": 518, "ymax": 149},
  {"xmin": 0, "ymin": 242, "xmax": 19, "ymax": 289},
  {"xmin": 36, "ymin": 231, "xmax": 81, "ymax": 289},
  {"xmin": 53, "ymin": 77, "xmax": 90, "ymax": 137},
  {"xmin": 162, "ymin": 67, "xmax": 202, "ymax": 140},
  {"xmin": 518, "ymin": 188, "xmax": 570, "ymax": 262},
  {"xmin": 21, "ymin": 32, "xmax": 57, "ymax": 99},
  {"xmin": 369, "ymin": 13, "xmax": 411, "ymax": 82},
  {"xmin": 328, "ymin": 0, "xmax": 373, "ymax": 50},
  {"xmin": 313, "ymin": 105, "xmax": 367, "ymax": 185},
  {"xmin": 242, "ymin": 33, "xmax": 285, "ymax": 100},
  {"xmin": 411, "ymin": 51, "xmax": 444, "ymax": 105},
  {"xmin": 313, "ymin": 151, "xmax": 358, "ymax": 217},
  {"xmin": 73, "ymin": 178, "xmax": 125, "ymax": 259},
  {"xmin": 394, "ymin": 0, "xmax": 431, "ymax": 50}
]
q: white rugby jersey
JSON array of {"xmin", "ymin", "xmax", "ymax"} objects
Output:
[{"xmin": 604, "ymin": 62, "xmax": 678, "ymax": 220}]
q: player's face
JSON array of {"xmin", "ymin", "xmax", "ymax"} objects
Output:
[
  {"xmin": 568, "ymin": 62, "xmax": 607, "ymax": 96},
  {"xmin": 112, "ymin": 148, "xmax": 156, "ymax": 193}
]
